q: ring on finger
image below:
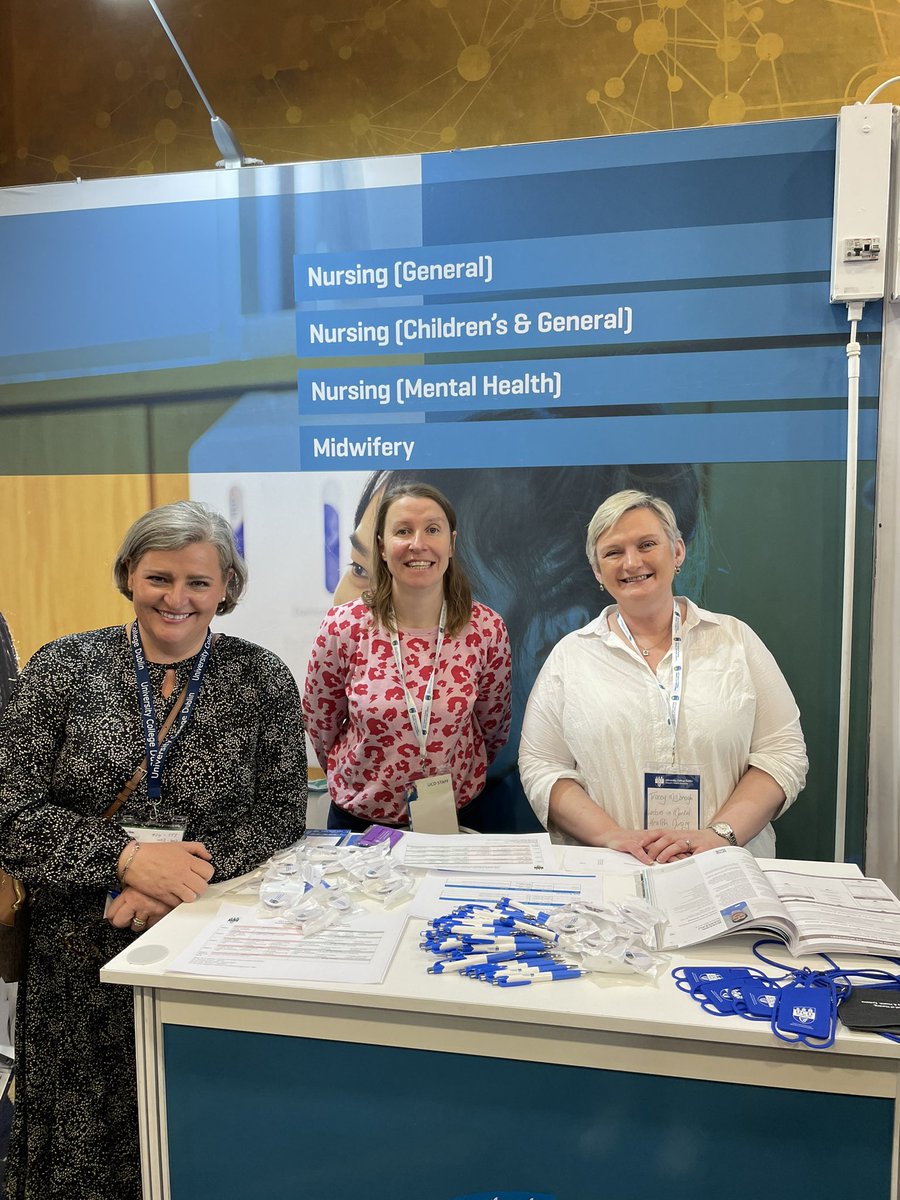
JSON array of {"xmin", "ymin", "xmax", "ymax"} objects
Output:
[
  {"xmin": 131, "ymin": 916, "xmax": 148, "ymax": 931},
  {"xmin": 684, "ymin": 839, "xmax": 693, "ymax": 853}
]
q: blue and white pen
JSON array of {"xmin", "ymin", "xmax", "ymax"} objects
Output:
[
  {"xmin": 499, "ymin": 901, "xmax": 553, "ymax": 925},
  {"xmin": 429, "ymin": 949, "xmax": 526, "ymax": 974},
  {"xmin": 476, "ymin": 959, "xmax": 560, "ymax": 981},
  {"xmin": 468, "ymin": 953, "xmax": 556, "ymax": 976},
  {"xmin": 423, "ymin": 934, "xmax": 549, "ymax": 953},
  {"xmin": 493, "ymin": 967, "xmax": 588, "ymax": 985},
  {"xmin": 491, "ymin": 960, "xmax": 584, "ymax": 978},
  {"xmin": 511, "ymin": 922, "xmax": 558, "ymax": 941},
  {"xmin": 421, "ymin": 937, "xmax": 466, "ymax": 953},
  {"xmin": 431, "ymin": 921, "xmax": 515, "ymax": 935},
  {"xmin": 459, "ymin": 936, "xmax": 552, "ymax": 951}
]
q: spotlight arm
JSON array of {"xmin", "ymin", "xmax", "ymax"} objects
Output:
[{"xmin": 145, "ymin": 0, "xmax": 251, "ymax": 167}]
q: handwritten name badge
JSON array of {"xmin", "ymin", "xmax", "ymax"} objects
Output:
[{"xmin": 643, "ymin": 767, "xmax": 701, "ymax": 830}]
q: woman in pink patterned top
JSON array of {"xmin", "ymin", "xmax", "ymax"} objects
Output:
[{"xmin": 303, "ymin": 482, "xmax": 512, "ymax": 830}]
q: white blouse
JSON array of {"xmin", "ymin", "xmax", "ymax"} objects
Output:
[{"xmin": 519, "ymin": 598, "xmax": 808, "ymax": 857}]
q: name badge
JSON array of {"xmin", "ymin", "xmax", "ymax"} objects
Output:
[
  {"xmin": 407, "ymin": 773, "xmax": 458, "ymax": 835},
  {"xmin": 643, "ymin": 767, "xmax": 700, "ymax": 830},
  {"xmin": 122, "ymin": 823, "xmax": 186, "ymax": 844}
]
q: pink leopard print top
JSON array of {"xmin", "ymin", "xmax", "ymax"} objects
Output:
[{"xmin": 303, "ymin": 599, "xmax": 512, "ymax": 824}]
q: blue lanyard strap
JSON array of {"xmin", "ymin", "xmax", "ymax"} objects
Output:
[{"xmin": 129, "ymin": 621, "xmax": 213, "ymax": 801}]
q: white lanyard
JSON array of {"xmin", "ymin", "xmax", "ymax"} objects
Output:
[
  {"xmin": 616, "ymin": 601, "xmax": 683, "ymax": 763},
  {"xmin": 389, "ymin": 603, "xmax": 446, "ymax": 761}
]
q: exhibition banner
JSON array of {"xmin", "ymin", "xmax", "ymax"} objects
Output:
[{"xmin": 0, "ymin": 117, "xmax": 879, "ymax": 856}]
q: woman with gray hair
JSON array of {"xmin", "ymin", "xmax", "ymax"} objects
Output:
[
  {"xmin": 520, "ymin": 489, "xmax": 807, "ymax": 864},
  {"xmin": 0, "ymin": 500, "xmax": 307, "ymax": 1200}
]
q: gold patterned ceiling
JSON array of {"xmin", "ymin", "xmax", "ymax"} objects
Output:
[{"xmin": 2, "ymin": 0, "xmax": 900, "ymax": 185}]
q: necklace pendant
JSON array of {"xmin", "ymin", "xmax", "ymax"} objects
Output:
[{"xmin": 641, "ymin": 648, "xmax": 650, "ymax": 657}]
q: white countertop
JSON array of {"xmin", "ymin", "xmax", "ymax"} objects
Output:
[{"xmin": 100, "ymin": 856, "xmax": 900, "ymax": 1066}]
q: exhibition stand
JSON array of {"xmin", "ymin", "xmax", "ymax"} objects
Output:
[{"xmin": 102, "ymin": 864, "xmax": 900, "ymax": 1200}]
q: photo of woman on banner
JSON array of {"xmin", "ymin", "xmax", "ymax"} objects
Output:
[
  {"xmin": 0, "ymin": 500, "xmax": 307, "ymax": 1200},
  {"xmin": 519, "ymin": 489, "xmax": 808, "ymax": 863},
  {"xmin": 326, "ymin": 462, "xmax": 705, "ymax": 832},
  {"xmin": 304, "ymin": 481, "xmax": 512, "ymax": 832}
]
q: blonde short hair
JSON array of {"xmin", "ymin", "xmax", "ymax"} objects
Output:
[{"xmin": 585, "ymin": 490, "xmax": 682, "ymax": 572}]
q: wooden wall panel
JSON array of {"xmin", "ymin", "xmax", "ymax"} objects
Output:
[
  {"xmin": 0, "ymin": 474, "xmax": 177, "ymax": 665},
  {"xmin": 150, "ymin": 473, "xmax": 190, "ymax": 510}
]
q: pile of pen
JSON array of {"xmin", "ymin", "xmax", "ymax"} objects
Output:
[{"xmin": 420, "ymin": 899, "xmax": 589, "ymax": 987}]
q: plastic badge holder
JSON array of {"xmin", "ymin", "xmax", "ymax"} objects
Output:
[
  {"xmin": 582, "ymin": 945, "xmax": 665, "ymax": 978},
  {"xmin": 773, "ymin": 980, "xmax": 837, "ymax": 1046},
  {"xmin": 282, "ymin": 883, "xmax": 357, "ymax": 936},
  {"xmin": 545, "ymin": 897, "xmax": 665, "ymax": 978},
  {"xmin": 561, "ymin": 897, "xmax": 664, "ymax": 940},
  {"xmin": 699, "ymin": 979, "xmax": 746, "ymax": 1016},
  {"xmin": 622, "ymin": 945, "xmax": 666, "ymax": 977},
  {"xmin": 269, "ymin": 852, "xmax": 299, "ymax": 876},
  {"xmin": 284, "ymin": 904, "xmax": 335, "ymax": 938},
  {"xmin": 672, "ymin": 965, "xmax": 763, "ymax": 998},
  {"xmin": 614, "ymin": 897, "xmax": 668, "ymax": 939},
  {"xmin": 360, "ymin": 871, "xmax": 414, "ymax": 909},
  {"xmin": 317, "ymin": 881, "xmax": 363, "ymax": 918},
  {"xmin": 549, "ymin": 912, "xmax": 593, "ymax": 937},
  {"xmin": 259, "ymin": 873, "xmax": 308, "ymax": 910},
  {"xmin": 732, "ymin": 978, "xmax": 782, "ymax": 1018},
  {"xmin": 306, "ymin": 848, "xmax": 347, "ymax": 876},
  {"xmin": 344, "ymin": 851, "xmax": 395, "ymax": 884},
  {"xmin": 339, "ymin": 841, "xmax": 390, "ymax": 867}
]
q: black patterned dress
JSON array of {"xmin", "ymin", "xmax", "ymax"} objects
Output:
[{"xmin": 0, "ymin": 627, "xmax": 308, "ymax": 1200}]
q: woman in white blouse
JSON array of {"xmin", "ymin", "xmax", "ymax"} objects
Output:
[{"xmin": 519, "ymin": 490, "xmax": 807, "ymax": 864}]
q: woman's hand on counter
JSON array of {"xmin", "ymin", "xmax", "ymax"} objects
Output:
[
  {"xmin": 117, "ymin": 840, "xmax": 214, "ymax": 906},
  {"xmin": 106, "ymin": 886, "xmax": 174, "ymax": 931}
]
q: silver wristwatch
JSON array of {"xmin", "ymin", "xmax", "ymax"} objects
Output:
[{"xmin": 707, "ymin": 821, "xmax": 737, "ymax": 846}]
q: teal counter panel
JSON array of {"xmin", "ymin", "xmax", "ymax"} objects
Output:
[{"xmin": 164, "ymin": 1025, "xmax": 893, "ymax": 1199}]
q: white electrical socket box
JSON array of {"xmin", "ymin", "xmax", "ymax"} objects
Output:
[
  {"xmin": 842, "ymin": 236, "xmax": 881, "ymax": 262},
  {"xmin": 830, "ymin": 104, "xmax": 892, "ymax": 303}
]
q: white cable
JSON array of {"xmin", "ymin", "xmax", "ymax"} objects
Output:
[
  {"xmin": 864, "ymin": 77, "xmax": 900, "ymax": 104},
  {"xmin": 834, "ymin": 300, "xmax": 864, "ymax": 861}
]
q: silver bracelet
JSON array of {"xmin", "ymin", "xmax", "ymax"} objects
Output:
[{"xmin": 118, "ymin": 842, "xmax": 141, "ymax": 886}]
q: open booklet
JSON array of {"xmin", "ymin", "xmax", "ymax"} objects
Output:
[{"xmin": 641, "ymin": 845, "xmax": 900, "ymax": 957}]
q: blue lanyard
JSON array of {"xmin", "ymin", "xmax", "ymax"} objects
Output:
[
  {"xmin": 129, "ymin": 621, "xmax": 213, "ymax": 801},
  {"xmin": 616, "ymin": 601, "xmax": 683, "ymax": 763}
]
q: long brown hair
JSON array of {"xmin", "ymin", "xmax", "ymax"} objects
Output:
[{"xmin": 364, "ymin": 482, "xmax": 473, "ymax": 636}]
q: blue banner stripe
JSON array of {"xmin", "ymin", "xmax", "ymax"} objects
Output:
[
  {"xmin": 297, "ymin": 346, "xmax": 880, "ymax": 417},
  {"xmin": 422, "ymin": 152, "xmax": 834, "ymax": 245},
  {"xmin": 422, "ymin": 118, "xmax": 834, "ymax": 181},
  {"xmin": 295, "ymin": 220, "xmax": 833, "ymax": 302},
  {"xmin": 298, "ymin": 409, "xmax": 877, "ymax": 473},
  {"xmin": 0, "ymin": 187, "xmax": 421, "ymax": 371},
  {"xmin": 296, "ymin": 284, "xmax": 881, "ymax": 358}
]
